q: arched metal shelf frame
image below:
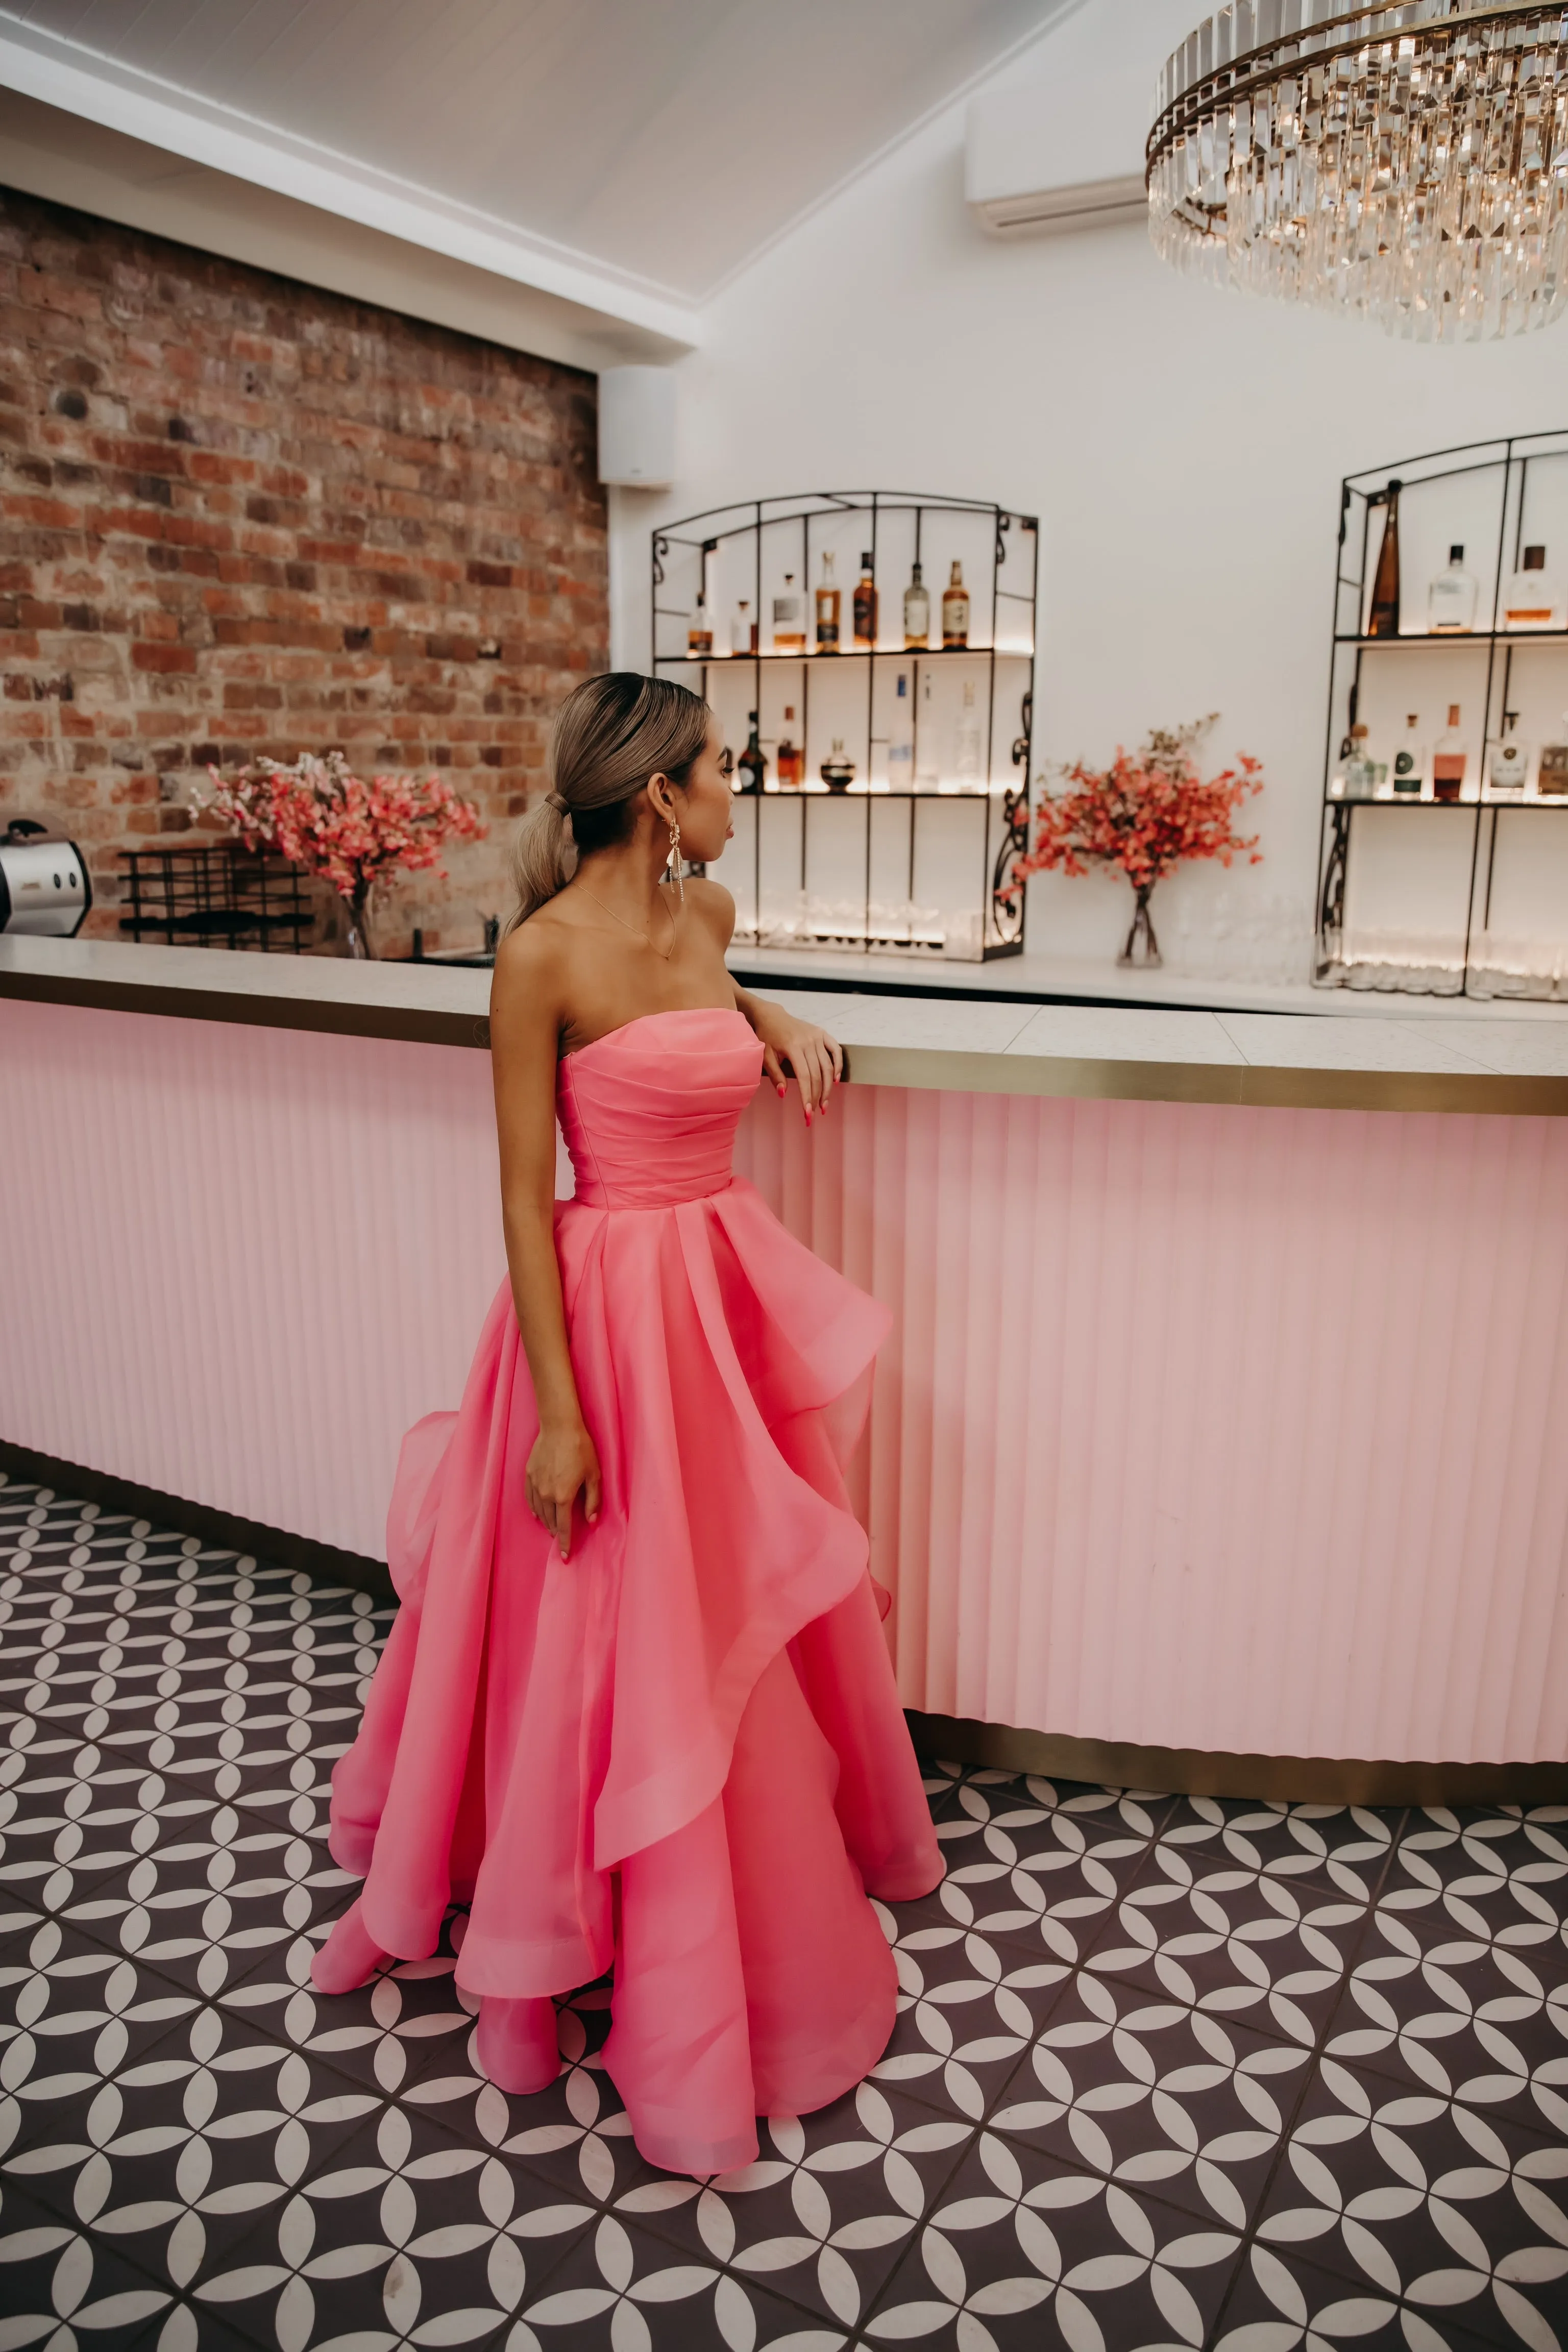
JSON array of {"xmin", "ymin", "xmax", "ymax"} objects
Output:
[
  {"xmin": 1314, "ymin": 429, "xmax": 1568, "ymax": 1004},
  {"xmin": 651, "ymin": 491, "xmax": 1038, "ymax": 963}
]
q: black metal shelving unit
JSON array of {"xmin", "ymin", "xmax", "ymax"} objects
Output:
[
  {"xmin": 651, "ymin": 491, "xmax": 1038, "ymax": 962},
  {"xmin": 1316, "ymin": 431, "xmax": 1568, "ymax": 1001}
]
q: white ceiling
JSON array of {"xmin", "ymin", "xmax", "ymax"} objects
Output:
[{"xmin": 0, "ymin": 0, "xmax": 1081, "ymax": 305}]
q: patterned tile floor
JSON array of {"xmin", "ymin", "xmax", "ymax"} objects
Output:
[{"xmin": 1, "ymin": 1474, "xmax": 1565, "ymax": 2352}]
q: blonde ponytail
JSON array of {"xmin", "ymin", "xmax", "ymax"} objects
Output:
[
  {"xmin": 506, "ymin": 793, "xmax": 575, "ymax": 928},
  {"xmin": 502, "ymin": 672, "xmax": 709, "ymax": 936}
]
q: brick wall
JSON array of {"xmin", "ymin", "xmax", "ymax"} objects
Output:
[{"xmin": 0, "ymin": 187, "xmax": 607, "ymax": 955}]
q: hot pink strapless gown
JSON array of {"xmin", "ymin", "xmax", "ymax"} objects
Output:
[{"xmin": 327, "ymin": 1005, "xmax": 942, "ymax": 2173}]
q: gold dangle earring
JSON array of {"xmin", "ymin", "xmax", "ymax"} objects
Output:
[{"xmin": 666, "ymin": 819, "xmax": 684, "ymax": 904}]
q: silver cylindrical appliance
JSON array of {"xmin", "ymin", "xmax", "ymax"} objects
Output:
[{"xmin": 0, "ymin": 820, "xmax": 92, "ymax": 937}]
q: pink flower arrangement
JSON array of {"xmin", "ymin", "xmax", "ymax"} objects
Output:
[
  {"xmin": 1013, "ymin": 716, "xmax": 1263, "ymax": 967},
  {"xmin": 199, "ymin": 752, "xmax": 486, "ymax": 955}
]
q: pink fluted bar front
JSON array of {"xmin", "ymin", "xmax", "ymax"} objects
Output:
[{"xmin": 5, "ymin": 997, "xmax": 1566, "ymax": 1765}]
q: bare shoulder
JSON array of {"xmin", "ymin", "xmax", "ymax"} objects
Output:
[
  {"xmin": 489, "ymin": 911, "xmax": 571, "ymax": 1027},
  {"xmin": 682, "ymin": 874, "xmax": 736, "ymax": 946}
]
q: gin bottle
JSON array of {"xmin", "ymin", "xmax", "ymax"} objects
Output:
[
  {"xmin": 903, "ymin": 562, "xmax": 930, "ymax": 649},
  {"xmin": 1428, "ymin": 546, "xmax": 1477, "ymax": 634}
]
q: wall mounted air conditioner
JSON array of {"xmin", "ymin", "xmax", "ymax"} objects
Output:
[
  {"xmin": 971, "ymin": 174, "xmax": 1146, "ymax": 239},
  {"xmin": 965, "ymin": 0, "xmax": 1194, "ymax": 241}
]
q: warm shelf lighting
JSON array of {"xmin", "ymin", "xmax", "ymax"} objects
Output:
[{"xmin": 1148, "ymin": 2, "xmax": 1568, "ymax": 340}]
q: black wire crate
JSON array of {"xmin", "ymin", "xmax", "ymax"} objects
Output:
[{"xmin": 117, "ymin": 843, "xmax": 315, "ymax": 952}]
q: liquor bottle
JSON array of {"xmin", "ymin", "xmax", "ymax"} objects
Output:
[
  {"xmin": 1488, "ymin": 718, "xmax": 1529, "ymax": 798},
  {"xmin": 815, "ymin": 552, "xmax": 841, "ymax": 653},
  {"xmin": 1538, "ymin": 714, "xmax": 1568, "ymax": 797},
  {"xmin": 1433, "ymin": 704, "xmax": 1466, "ymax": 801},
  {"xmin": 688, "ymin": 595, "xmax": 713, "ymax": 657},
  {"xmin": 914, "ymin": 669, "xmax": 939, "ymax": 784},
  {"xmin": 732, "ymin": 599, "xmax": 756, "ymax": 656},
  {"xmin": 903, "ymin": 562, "xmax": 930, "ymax": 649},
  {"xmin": 887, "ymin": 669, "xmax": 915, "ymax": 787},
  {"xmin": 955, "ymin": 679, "xmax": 983, "ymax": 784},
  {"xmin": 942, "ymin": 560, "xmax": 970, "ymax": 650},
  {"xmin": 772, "ymin": 574, "xmax": 804, "ymax": 654},
  {"xmin": 1367, "ymin": 478, "xmax": 1402, "ymax": 637},
  {"xmin": 1503, "ymin": 545, "xmax": 1564, "ymax": 630},
  {"xmin": 1343, "ymin": 723, "xmax": 1377, "ymax": 799},
  {"xmin": 776, "ymin": 706, "xmax": 802, "ymax": 788},
  {"xmin": 737, "ymin": 710, "xmax": 766, "ymax": 794},
  {"xmin": 853, "ymin": 553, "xmax": 878, "ymax": 649},
  {"xmin": 1428, "ymin": 545, "xmax": 1478, "ymax": 634},
  {"xmin": 1392, "ymin": 712, "xmax": 1425, "ymax": 796}
]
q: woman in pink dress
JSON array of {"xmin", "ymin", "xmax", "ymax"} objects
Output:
[{"xmin": 312, "ymin": 672, "xmax": 942, "ymax": 2175}]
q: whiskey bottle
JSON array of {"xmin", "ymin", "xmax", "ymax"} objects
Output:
[
  {"xmin": 1428, "ymin": 545, "xmax": 1477, "ymax": 634},
  {"xmin": 955, "ymin": 679, "xmax": 983, "ymax": 784},
  {"xmin": 1392, "ymin": 712, "xmax": 1425, "ymax": 796},
  {"xmin": 688, "ymin": 595, "xmax": 713, "ymax": 658},
  {"xmin": 942, "ymin": 560, "xmax": 970, "ymax": 650},
  {"xmin": 1433, "ymin": 704, "xmax": 1466, "ymax": 801},
  {"xmin": 853, "ymin": 553, "xmax": 878, "ymax": 649},
  {"xmin": 1538, "ymin": 714, "xmax": 1568, "ymax": 797},
  {"xmin": 772, "ymin": 574, "xmax": 804, "ymax": 655},
  {"xmin": 1503, "ymin": 545, "xmax": 1564, "ymax": 630},
  {"xmin": 815, "ymin": 552, "xmax": 841, "ymax": 653},
  {"xmin": 776, "ymin": 706, "xmax": 802, "ymax": 788},
  {"xmin": 732, "ymin": 599, "xmax": 757, "ymax": 656},
  {"xmin": 737, "ymin": 710, "xmax": 766, "ymax": 794},
  {"xmin": 887, "ymin": 669, "xmax": 915, "ymax": 787},
  {"xmin": 1367, "ymin": 479, "xmax": 1402, "ymax": 637},
  {"xmin": 903, "ymin": 562, "xmax": 930, "ymax": 649}
]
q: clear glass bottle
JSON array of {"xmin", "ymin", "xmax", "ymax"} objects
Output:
[
  {"xmin": 688, "ymin": 594, "xmax": 713, "ymax": 658},
  {"xmin": 942, "ymin": 560, "xmax": 970, "ymax": 650},
  {"xmin": 776, "ymin": 706, "xmax": 802, "ymax": 788},
  {"xmin": 886, "ymin": 669, "xmax": 914, "ymax": 787},
  {"xmin": 1433, "ymin": 703, "xmax": 1466, "ymax": 801},
  {"xmin": 732, "ymin": 599, "xmax": 756, "ymax": 656},
  {"xmin": 1367, "ymin": 478, "xmax": 1402, "ymax": 637},
  {"xmin": 1538, "ymin": 713, "xmax": 1568, "ymax": 797},
  {"xmin": 1503, "ymin": 544, "xmax": 1564, "ymax": 630},
  {"xmin": 1343, "ymin": 723, "xmax": 1377, "ymax": 799},
  {"xmin": 772, "ymin": 574, "xmax": 804, "ymax": 655},
  {"xmin": 914, "ymin": 670, "xmax": 939, "ymax": 784},
  {"xmin": 815, "ymin": 551, "xmax": 841, "ymax": 653},
  {"xmin": 1392, "ymin": 713, "xmax": 1426, "ymax": 796},
  {"xmin": 955, "ymin": 679, "xmax": 983, "ymax": 784},
  {"xmin": 1488, "ymin": 717, "xmax": 1529, "ymax": 798},
  {"xmin": 1428, "ymin": 545, "xmax": 1477, "ymax": 634},
  {"xmin": 903, "ymin": 562, "xmax": 930, "ymax": 649},
  {"xmin": 737, "ymin": 710, "xmax": 766, "ymax": 794},
  {"xmin": 853, "ymin": 553, "xmax": 877, "ymax": 649}
]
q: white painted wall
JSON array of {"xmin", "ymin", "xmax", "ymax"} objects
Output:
[{"xmin": 611, "ymin": 9, "xmax": 1568, "ymax": 971}]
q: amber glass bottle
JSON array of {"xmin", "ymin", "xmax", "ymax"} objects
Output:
[{"xmin": 1367, "ymin": 480, "xmax": 1402, "ymax": 638}]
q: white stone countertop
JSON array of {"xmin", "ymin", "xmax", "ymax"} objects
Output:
[{"xmin": 6, "ymin": 936, "xmax": 1568, "ymax": 1114}]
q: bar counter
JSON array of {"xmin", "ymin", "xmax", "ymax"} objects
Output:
[{"xmin": 6, "ymin": 936, "xmax": 1568, "ymax": 1801}]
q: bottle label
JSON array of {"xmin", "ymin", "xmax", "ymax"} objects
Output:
[{"xmin": 773, "ymin": 595, "xmax": 800, "ymax": 624}]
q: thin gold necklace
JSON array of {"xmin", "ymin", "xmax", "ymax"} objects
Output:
[{"xmin": 572, "ymin": 879, "xmax": 678, "ymax": 960}]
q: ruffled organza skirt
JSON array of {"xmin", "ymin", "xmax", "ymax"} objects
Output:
[{"xmin": 327, "ymin": 1177, "xmax": 942, "ymax": 2173}]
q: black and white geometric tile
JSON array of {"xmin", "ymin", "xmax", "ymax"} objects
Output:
[{"xmin": 2, "ymin": 1471, "xmax": 1565, "ymax": 2351}]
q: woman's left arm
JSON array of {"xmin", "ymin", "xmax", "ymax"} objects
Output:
[
  {"xmin": 734, "ymin": 985, "xmax": 842, "ymax": 1123},
  {"xmin": 684, "ymin": 876, "xmax": 842, "ymax": 1122}
]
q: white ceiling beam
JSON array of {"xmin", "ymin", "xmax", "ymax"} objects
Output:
[{"xmin": 0, "ymin": 14, "xmax": 701, "ymax": 354}]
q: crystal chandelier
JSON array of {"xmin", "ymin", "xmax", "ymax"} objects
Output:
[{"xmin": 1148, "ymin": 2, "xmax": 1568, "ymax": 339}]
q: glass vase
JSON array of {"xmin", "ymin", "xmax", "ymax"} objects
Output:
[{"xmin": 1118, "ymin": 884, "xmax": 1161, "ymax": 969}]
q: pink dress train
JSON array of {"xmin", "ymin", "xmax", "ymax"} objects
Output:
[{"xmin": 327, "ymin": 1005, "xmax": 942, "ymax": 2173}]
